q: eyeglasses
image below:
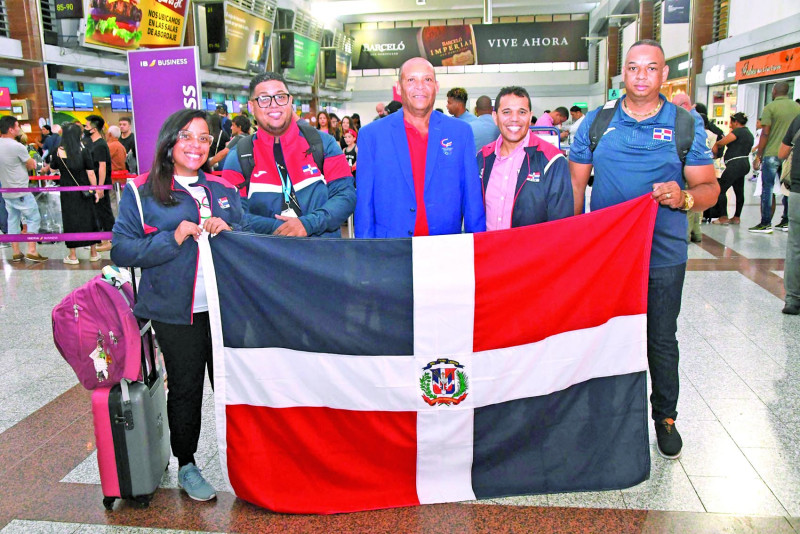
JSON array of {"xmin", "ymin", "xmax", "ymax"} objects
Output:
[
  {"xmin": 252, "ymin": 93, "xmax": 291, "ymax": 108},
  {"xmin": 176, "ymin": 130, "xmax": 214, "ymax": 144}
]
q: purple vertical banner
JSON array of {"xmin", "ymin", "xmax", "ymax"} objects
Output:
[{"xmin": 127, "ymin": 47, "xmax": 202, "ymax": 174}]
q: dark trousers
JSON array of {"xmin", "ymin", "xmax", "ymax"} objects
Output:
[
  {"xmin": 647, "ymin": 264, "xmax": 686, "ymax": 423},
  {"xmin": 152, "ymin": 313, "xmax": 213, "ymax": 467},
  {"xmin": 715, "ymin": 159, "xmax": 748, "ymax": 218},
  {"xmin": 94, "ymin": 192, "xmax": 115, "ymax": 232},
  {"xmin": 0, "ymin": 194, "xmax": 7, "ymax": 234}
]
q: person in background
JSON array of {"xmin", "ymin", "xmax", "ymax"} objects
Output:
[
  {"xmin": 339, "ymin": 116, "xmax": 353, "ymax": 150},
  {"xmin": 216, "ymin": 104, "xmax": 232, "ymax": 137},
  {"xmin": 208, "ymin": 114, "xmax": 251, "ymax": 169},
  {"xmin": 710, "ymin": 112, "xmax": 754, "ymax": 225},
  {"xmin": 351, "ymin": 114, "xmax": 362, "ymax": 131},
  {"xmin": 560, "ymin": 106, "xmax": 585, "ymax": 145},
  {"xmin": 469, "ymin": 95, "xmax": 500, "ymax": 153},
  {"xmin": 534, "ymin": 107, "xmax": 568, "ymax": 128},
  {"xmin": 206, "ymin": 114, "xmax": 230, "ymax": 164},
  {"xmin": 329, "ymin": 113, "xmax": 342, "ymax": 146},
  {"xmin": 118, "ymin": 116, "xmax": 136, "ymax": 171},
  {"xmin": 446, "ymin": 87, "xmax": 476, "ymax": 122},
  {"xmin": 85, "ymin": 114, "xmax": 115, "ymax": 252},
  {"xmin": 779, "ymin": 112, "xmax": 800, "ymax": 314},
  {"xmin": 40, "ymin": 124, "xmax": 61, "ymax": 159},
  {"xmin": 45, "ymin": 123, "xmax": 101, "ymax": 264},
  {"xmin": 106, "ymin": 125, "xmax": 127, "ymax": 172},
  {"xmin": 111, "ymin": 108, "xmax": 242, "ymax": 502},
  {"xmin": 0, "ymin": 115, "xmax": 47, "ymax": 262},
  {"xmin": 317, "ymin": 111, "xmax": 334, "ymax": 136},
  {"xmin": 343, "ymin": 128, "xmax": 357, "ymax": 180},
  {"xmin": 374, "ymin": 103, "xmax": 386, "ymax": 121}
]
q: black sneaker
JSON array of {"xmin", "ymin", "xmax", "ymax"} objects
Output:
[
  {"xmin": 655, "ymin": 418, "xmax": 683, "ymax": 459},
  {"xmin": 782, "ymin": 302, "xmax": 800, "ymax": 315},
  {"xmin": 748, "ymin": 223, "xmax": 773, "ymax": 234},
  {"xmin": 775, "ymin": 221, "xmax": 789, "ymax": 232}
]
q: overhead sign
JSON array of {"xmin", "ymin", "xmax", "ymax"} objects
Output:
[
  {"xmin": 127, "ymin": 46, "xmax": 201, "ymax": 173},
  {"xmin": 351, "ymin": 20, "xmax": 589, "ymax": 69},
  {"xmin": 608, "ymin": 88, "xmax": 621, "ymax": 100},
  {"xmin": 83, "ymin": 0, "xmax": 189, "ymax": 53},
  {"xmin": 0, "ymin": 87, "xmax": 11, "ymax": 110},
  {"xmin": 736, "ymin": 46, "xmax": 800, "ymax": 81},
  {"xmin": 215, "ymin": 4, "xmax": 273, "ymax": 73},
  {"xmin": 55, "ymin": 0, "xmax": 83, "ymax": 19},
  {"xmin": 663, "ymin": 0, "xmax": 690, "ymax": 24}
]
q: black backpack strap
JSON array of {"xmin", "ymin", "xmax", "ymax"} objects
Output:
[
  {"xmin": 589, "ymin": 99, "xmax": 620, "ymax": 152},
  {"xmin": 235, "ymin": 134, "xmax": 255, "ymax": 193},
  {"xmin": 296, "ymin": 120, "xmax": 325, "ymax": 172},
  {"xmin": 674, "ymin": 106, "xmax": 695, "ymax": 165}
]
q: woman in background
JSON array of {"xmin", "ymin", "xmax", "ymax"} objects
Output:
[
  {"xmin": 711, "ymin": 112, "xmax": 755, "ymax": 225},
  {"xmin": 46, "ymin": 123, "xmax": 101, "ymax": 264}
]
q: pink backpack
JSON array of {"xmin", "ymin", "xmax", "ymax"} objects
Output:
[{"xmin": 52, "ymin": 273, "xmax": 142, "ymax": 389}]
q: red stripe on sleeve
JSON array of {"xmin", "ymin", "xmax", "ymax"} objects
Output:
[{"xmin": 473, "ymin": 194, "xmax": 657, "ymax": 352}]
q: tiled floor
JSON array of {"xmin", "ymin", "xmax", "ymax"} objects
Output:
[{"xmin": 1, "ymin": 193, "xmax": 799, "ymax": 533}]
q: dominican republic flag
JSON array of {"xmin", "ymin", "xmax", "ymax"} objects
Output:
[
  {"xmin": 653, "ymin": 128, "xmax": 673, "ymax": 141},
  {"xmin": 199, "ymin": 194, "xmax": 658, "ymax": 514}
]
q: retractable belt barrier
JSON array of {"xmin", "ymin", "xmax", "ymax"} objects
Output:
[{"xmin": 0, "ymin": 174, "xmax": 131, "ymax": 244}]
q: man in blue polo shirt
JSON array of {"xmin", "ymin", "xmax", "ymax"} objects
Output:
[{"xmin": 569, "ymin": 40, "xmax": 718, "ymax": 461}]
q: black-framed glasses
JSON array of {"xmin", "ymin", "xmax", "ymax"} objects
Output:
[
  {"xmin": 177, "ymin": 130, "xmax": 214, "ymax": 145},
  {"xmin": 252, "ymin": 93, "xmax": 291, "ymax": 108}
]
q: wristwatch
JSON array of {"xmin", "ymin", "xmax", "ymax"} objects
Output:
[{"xmin": 681, "ymin": 190, "xmax": 694, "ymax": 211}]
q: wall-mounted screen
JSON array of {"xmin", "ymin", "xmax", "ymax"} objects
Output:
[
  {"xmin": 281, "ymin": 32, "xmax": 320, "ymax": 85},
  {"xmin": 216, "ymin": 3, "xmax": 273, "ymax": 74},
  {"xmin": 52, "ymin": 90, "xmax": 74, "ymax": 111},
  {"xmin": 72, "ymin": 91, "xmax": 94, "ymax": 110},
  {"xmin": 125, "ymin": 94, "xmax": 133, "ymax": 111},
  {"xmin": 323, "ymin": 49, "xmax": 350, "ymax": 91},
  {"xmin": 205, "ymin": 98, "xmax": 217, "ymax": 111},
  {"xmin": 110, "ymin": 94, "xmax": 127, "ymax": 111}
]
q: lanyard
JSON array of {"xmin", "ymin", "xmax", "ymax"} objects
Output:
[{"xmin": 275, "ymin": 162, "xmax": 292, "ymax": 204}]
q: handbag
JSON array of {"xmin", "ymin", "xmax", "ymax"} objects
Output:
[{"xmin": 59, "ymin": 150, "xmax": 94, "ymax": 199}]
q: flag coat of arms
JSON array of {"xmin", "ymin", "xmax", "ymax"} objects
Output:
[{"xmin": 200, "ymin": 194, "xmax": 658, "ymax": 514}]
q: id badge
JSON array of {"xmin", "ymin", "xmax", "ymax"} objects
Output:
[{"xmin": 281, "ymin": 207, "xmax": 298, "ymax": 218}]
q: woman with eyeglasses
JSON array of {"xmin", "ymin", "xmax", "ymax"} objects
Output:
[{"xmin": 111, "ymin": 108, "xmax": 243, "ymax": 502}]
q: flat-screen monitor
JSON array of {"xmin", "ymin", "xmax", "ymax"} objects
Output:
[
  {"xmin": 281, "ymin": 32, "xmax": 320, "ymax": 85},
  {"xmin": 206, "ymin": 99, "xmax": 217, "ymax": 111},
  {"xmin": 323, "ymin": 49, "xmax": 350, "ymax": 91},
  {"xmin": 52, "ymin": 90, "xmax": 74, "ymax": 111},
  {"xmin": 72, "ymin": 91, "xmax": 94, "ymax": 110},
  {"xmin": 125, "ymin": 94, "xmax": 133, "ymax": 111},
  {"xmin": 231, "ymin": 100, "xmax": 241, "ymax": 113},
  {"xmin": 216, "ymin": 3, "xmax": 273, "ymax": 74},
  {"xmin": 110, "ymin": 94, "xmax": 127, "ymax": 111}
]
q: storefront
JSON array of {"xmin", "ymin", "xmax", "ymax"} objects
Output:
[
  {"xmin": 735, "ymin": 44, "xmax": 800, "ymax": 123},
  {"xmin": 661, "ymin": 53, "xmax": 690, "ymax": 101}
]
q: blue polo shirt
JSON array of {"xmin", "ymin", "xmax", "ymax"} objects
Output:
[{"xmin": 570, "ymin": 95, "xmax": 713, "ymax": 268}]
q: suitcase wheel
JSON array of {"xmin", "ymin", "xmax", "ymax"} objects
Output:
[
  {"xmin": 102, "ymin": 497, "xmax": 116, "ymax": 510},
  {"xmin": 133, "ymin": 495, "xmax": 151, "ymax": 508}
]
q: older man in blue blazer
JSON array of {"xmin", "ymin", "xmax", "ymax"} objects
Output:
[{"xmin": 355, "ymin": 57, "xmax": 486, "ymax": 238}]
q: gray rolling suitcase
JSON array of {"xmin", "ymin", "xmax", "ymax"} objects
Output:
[{"xmin": 91, "ymin": 271, "xmax": 170, "ymax": 509}]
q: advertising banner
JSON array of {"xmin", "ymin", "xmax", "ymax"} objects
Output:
[
  {"xmin": 127, "ymin": 47, "xmax": 201, "ymax": 173},
  {"xmin": 0, "ymin": 88, "xmax": 11, "ymax": 110},
  {"xmin": 215, "ymin": 4, "xmax": 273, "ymax": 73},
  {"xmin": 351, "ymin": 20, "xmax": 589, "ymax": 69},
  {"xmin": 83, "ymin": 0, "xmax": 189, "ymax": 53},
  {"xmin": 663, "ymin": 0, "xmax": 691, "ymax": 24},
  {"xmin": 282, "ymin": 33, "xmax": 321, "ymax": 85},
  {"xmin": 736, "ymin": 46, "xmax": 800, "ymax": 82}
]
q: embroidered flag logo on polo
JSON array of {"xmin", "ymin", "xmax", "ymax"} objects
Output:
[
  {"xmin": 653, "ymin": 128, "xmax": 673, "ymax": 141},
  {"xmin": 526, "ymin": 172, "xmax": 541, "ymax": 183},
  {"xmin": 302, "ymin": 164, "xmax": 319, "ymax": 174},
  {"xmin": 218, "ymin": 197, "xmax": 230, "ymax": 209}
]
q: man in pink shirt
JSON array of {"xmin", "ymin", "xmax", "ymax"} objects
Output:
[
  {"xmin": 533, "ymin": 107, "xmax": 569, "ymax": 128},
  {"xmin": 477, "ymin": 87, "xmax": 573, "ymax": 230}
]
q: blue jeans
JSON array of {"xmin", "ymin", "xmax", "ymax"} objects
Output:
[
  {"xmin": 4, "ymin": 193, "xmax": 40, "ymax": 234},
  {"xmin": 760, "ymin": 156, "xmax": 780, "ymax": 226},
  {"xmin": 0, "ymin": 194, "xmax": 7, "ymax": 234},
  {"xmin": 647, "ymin": 263, "xmax": 686, "ymax": 422}
]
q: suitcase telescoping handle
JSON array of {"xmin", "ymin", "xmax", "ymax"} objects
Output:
[{"xmin": 129, "ymin": 268, "xmax": 159, "ymax": 388}]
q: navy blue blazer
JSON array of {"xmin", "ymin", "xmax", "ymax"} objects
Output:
[{"xmin": 354, "ymin": 110, "xmax": 486, "ymax": 238}]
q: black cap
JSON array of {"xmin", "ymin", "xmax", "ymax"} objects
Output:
[
  {"xmin": 216, "ymin": 103, "xmax": 228, "ymax": 113},
  {"xmin": 730, "ymin": 112, "xmax": 748, "ymax": 125}
]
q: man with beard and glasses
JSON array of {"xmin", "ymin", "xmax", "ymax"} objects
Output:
[{"xmin": 222, "ymin": 71, "xmax": 354, "ymax": 237}]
